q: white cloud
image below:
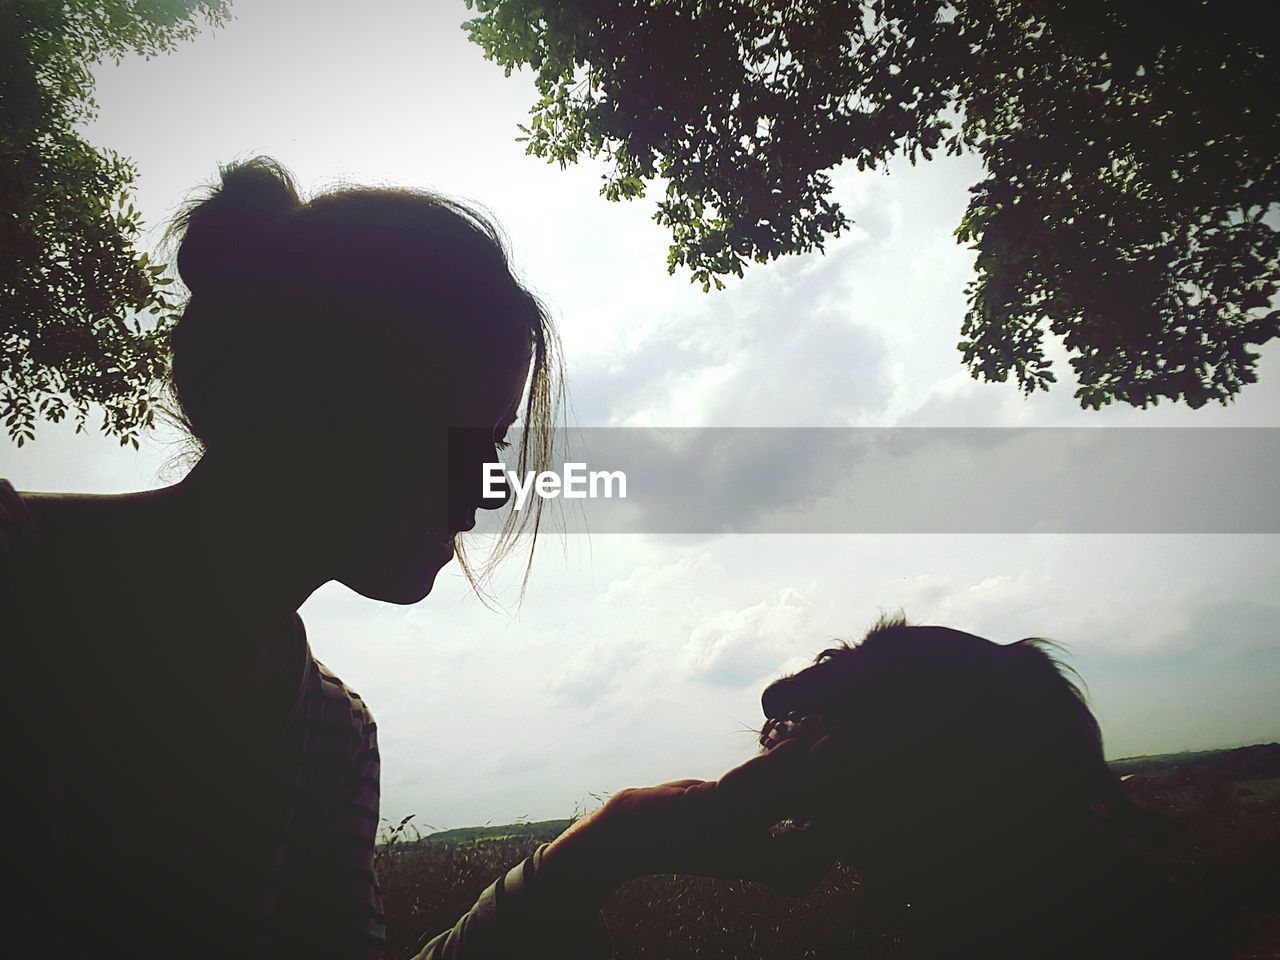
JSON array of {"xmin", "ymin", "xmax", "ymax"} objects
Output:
[{"xmin": 678, "ymin": 587, "xmax": 818, "ymax": 688}]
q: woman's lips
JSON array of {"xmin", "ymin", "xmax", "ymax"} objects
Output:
[{"xmin": 433, "ymin": 520, "xmax": 476, "ymax": 544}]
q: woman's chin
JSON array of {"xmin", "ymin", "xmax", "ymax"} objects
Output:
[{"xmin": 340, "ymin": 538, "xmax": 455, "ymax": 604}]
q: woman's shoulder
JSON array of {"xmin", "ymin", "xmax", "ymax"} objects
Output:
[
  {"xmin": 0, "ymin": 479, "xmax": 53, "ymax": 680},
  {"xmin": 0, "ymin": 478, "xmax": 41, "ymax": 566},
  {"xmin": 0, "ymin": 483, "xmax": 144, "ymax": 592},
  {"xmin": 2, "ymin": 477, "xmax": 103, "ymax": 635}
]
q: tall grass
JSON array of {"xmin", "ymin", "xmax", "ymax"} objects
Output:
[{"xmin": 377, "ymin": 776, "xmax": 1280, "ymax": 960}]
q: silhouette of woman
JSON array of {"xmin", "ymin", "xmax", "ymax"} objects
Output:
[{"xmin": 0, "ymin": 157, "xmax": 836, "ymax": 960}]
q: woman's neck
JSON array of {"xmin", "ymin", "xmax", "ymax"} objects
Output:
[{"xmin": 22, "ymin": 456, "xmax": 338, "ymax": 654}]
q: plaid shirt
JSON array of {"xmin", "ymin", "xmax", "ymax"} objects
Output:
[
  {"xmin": 0, "ymin": 479, "xmax": 384, "ymax": 958},
  {"xmin": 2, "ymin": 478, "xmax": 610, "ymax": 959},
  {"xmin": 261, "ymin": 636, "xmax": 387, "ymax": 957}
]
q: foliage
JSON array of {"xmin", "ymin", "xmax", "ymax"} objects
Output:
[
  {"xmin": 462, "ymin": 0, "xmax": 1280, "ymax": 409},
  {"xmin": 1, "ymin": 0, "xmax": 230, "ymax": 447}
]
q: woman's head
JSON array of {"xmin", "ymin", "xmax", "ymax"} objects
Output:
[{"xmin": 163, "ymin": 156, "xmax": 561, "ymax": 602}]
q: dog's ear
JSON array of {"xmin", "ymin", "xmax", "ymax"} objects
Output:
[{"xmin": 998, "ymin": 639, "xmax": 1101, "ymax": 756}]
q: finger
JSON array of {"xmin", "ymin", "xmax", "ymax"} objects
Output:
[
  {"xmin": 654, "ymin": 779, "xmax": 709, "ymax": 790},
  {"xmin": 761, "ymin": 714, "xmax": 835, "ymax": 752}
]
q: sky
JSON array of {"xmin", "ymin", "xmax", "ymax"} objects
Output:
[{"xmin": 2, "ymin": 0, "xmax": 1278, "ymax": 833}]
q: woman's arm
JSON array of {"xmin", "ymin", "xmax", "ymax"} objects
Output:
[
  {"xmin": 537, "ymin": 732, "xmax": 843, "ymax": 899},
  {"xmin": 410, "ymin": 731, "xmax": 844, "ymax": 960},
  {"xmin": 408, "ymin": 844, "xmax": 612, "ymax": 960}
]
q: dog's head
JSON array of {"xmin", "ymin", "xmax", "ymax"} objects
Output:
[{"xmin": 759, "ymin": 615, "xmax": 1117, "ymax": 873}]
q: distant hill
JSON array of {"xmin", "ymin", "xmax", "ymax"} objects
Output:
[
  {"xmin": 1109, "ymin": 742, "xmax": 1280, "ymax": 781},
  {"xmin": 408, "ymin": 819, "xmax": 574, "ymax": 847},
  {"xmin": 383, "ymin": 744, "xmax": 1279, "ymax": 850}
]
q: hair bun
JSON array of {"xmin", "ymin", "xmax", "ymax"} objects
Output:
[{"xmin": 173, "ymin": 156, "xmax": 303, "ymax": 295}]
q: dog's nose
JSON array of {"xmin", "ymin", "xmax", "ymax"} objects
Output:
[{"xmin": 760, "ymin": 676, "xmax": 795, "ymax": 720}]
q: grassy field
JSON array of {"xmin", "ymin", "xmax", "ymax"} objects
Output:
[{"xmin": 376, "ymin": 748, "xmax": 1280, "ymax": 959}]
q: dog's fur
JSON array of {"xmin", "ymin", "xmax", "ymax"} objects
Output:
[{"xmin": 760, "ymin": 615, "xmax": 1220, "ymax": 959}]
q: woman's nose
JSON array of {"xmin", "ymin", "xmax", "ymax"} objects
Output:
[
  {"xmin": 449, "ymin": 428, "xmax": 511, "ymax": 514},
  {"xmin": 478, "ymin": 457, "xmax": 511, "ymax": 512}
]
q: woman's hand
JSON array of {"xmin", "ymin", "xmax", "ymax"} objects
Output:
[{"xmin": 537, "ymin": 733, "xmax": 847, "ymax": 907}]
